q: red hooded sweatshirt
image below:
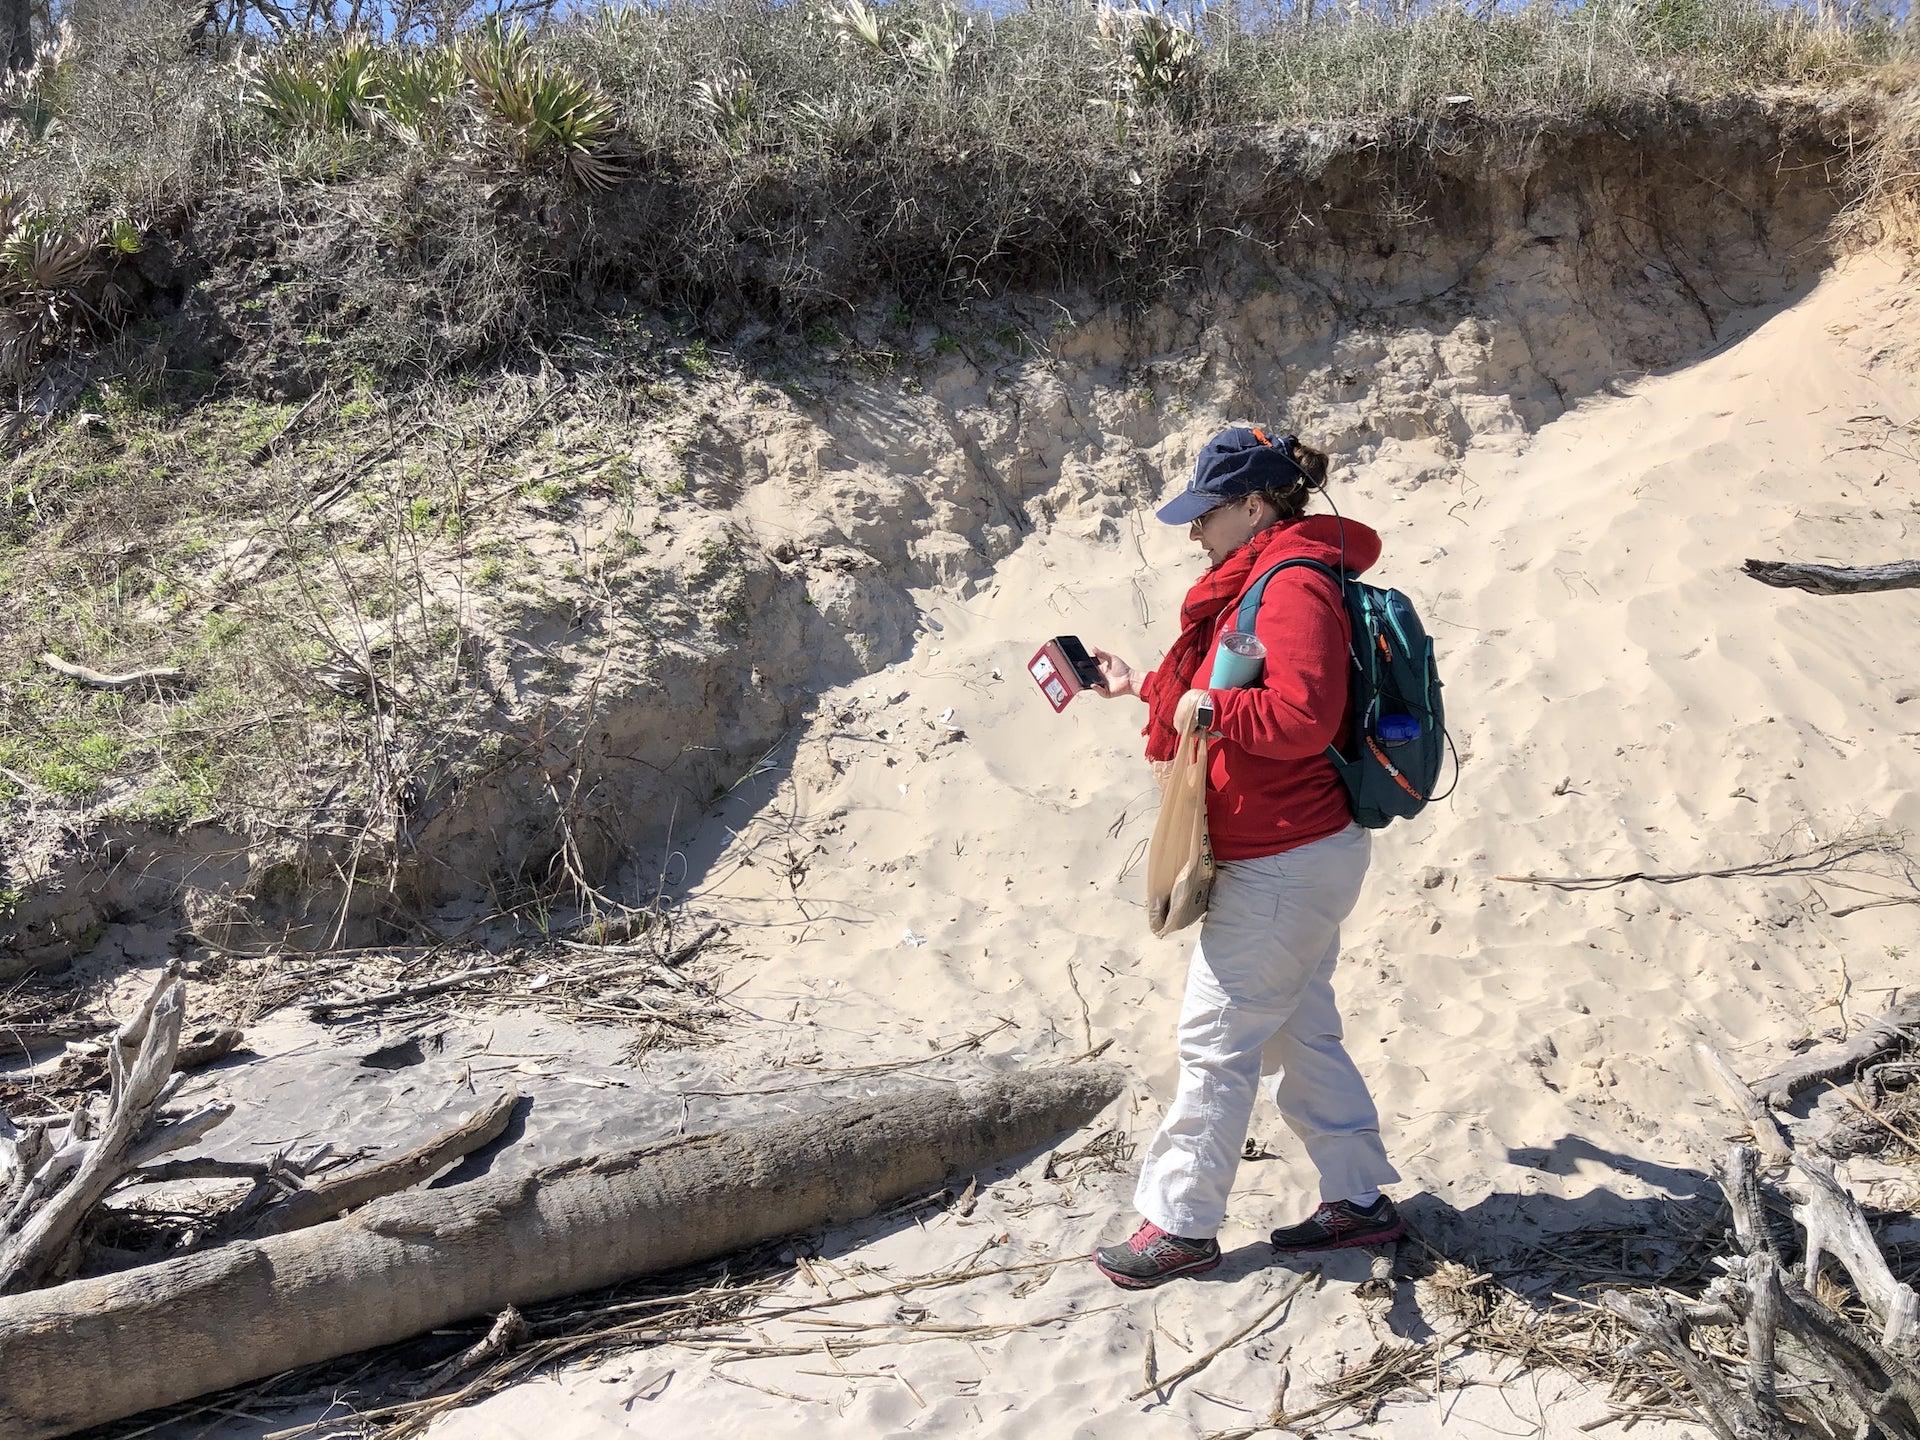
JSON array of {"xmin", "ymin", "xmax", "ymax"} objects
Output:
[{"xmin": 1141, "ymin": 515, "xmax": 1382, "ymax": 862}]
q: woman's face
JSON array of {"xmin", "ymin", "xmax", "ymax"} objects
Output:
[{"xmin": 1191, "ymin": 495, "xmax": 1265, "ymax": 568}]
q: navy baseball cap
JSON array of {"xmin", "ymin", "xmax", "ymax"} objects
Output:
[{"xmin": 1156, "ymin": 426, "xmax": 1310, "ymax": 525}]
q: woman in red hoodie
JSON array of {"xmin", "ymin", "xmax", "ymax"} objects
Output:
[{"xmin": 1089, "ymin": 426, "xmax": 1403, "ymax": 1289}]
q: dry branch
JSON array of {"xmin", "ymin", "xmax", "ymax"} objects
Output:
[
  {"xmin": 244, "ymin": 1089, "xmax": 518, "ymax": 1239},
  {"xmin": 1696, "ymin": 1043, "xmax": 1793, "ymax": 1170},
  {"xmin": 1598, "ymin": 1289, "xmax": 1789, "ymax": 1440},
  {"xmin": 1791, "ymin": 1156, "xmax": 1920, "ymax": 1350},
  {"xmin": 38, "ymin": 652, "xmax": 183, "ymax": 690},
  {"xmin": 1742, "ymin": 559, "xmax": 1920, "ymax": 595},
  {"xmin": 0, "ymin": 1064, "xmax": 1124, "ymax": 1438},
  {"xmin": 306, "ymin": 966, "xmax": 515, "ymax": 1019},
  {"xmin": 0, "ymin": 967, "xmax": 232, "ymax": 1293},
  {"xmin": 1262, "ymin": 1323, "xmax": 1474, "ymax": 1434},
  {"xmin": 1128, "ymin": 1267, "xmax": 1318, "ymax": 1400},
  {"xmin": 1496, "ymin": 836, "xmax": 1897, "ymax": 891},
  {"xmin": 410, "ymin": 1306, "xmax": 529, "ymax": 1399},
  {"xmin": 178, "ymin": 1027, "xmax": 245, "ymax": 1070}
]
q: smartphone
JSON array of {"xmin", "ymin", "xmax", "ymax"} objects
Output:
[{"xmin": 1029, "ymin": 635, "xmax": 1108, "ymax": 713}]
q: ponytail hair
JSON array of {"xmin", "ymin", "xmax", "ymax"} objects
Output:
[{"xmin": 1258, "ymin": 433, "xmax": 1331, "ymax": 520}]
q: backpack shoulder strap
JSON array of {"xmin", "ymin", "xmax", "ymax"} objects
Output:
[{"xmin": 1235, "ymin": 557, "xmax": 1341, "ymax": 633}]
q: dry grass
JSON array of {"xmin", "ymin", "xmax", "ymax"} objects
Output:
[{"xmin": 1841, "ymin": 71, "xmax": 1920, "ymax": 252}]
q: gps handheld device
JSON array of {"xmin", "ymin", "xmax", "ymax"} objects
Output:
[{"xmin": 1029, "ymin": 635, "xmax": 1106, "ymax": 713}]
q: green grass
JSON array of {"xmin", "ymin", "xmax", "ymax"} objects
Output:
[{"xmin": 2, "ymin": 722, "xmax": 126, "ymax": 800}]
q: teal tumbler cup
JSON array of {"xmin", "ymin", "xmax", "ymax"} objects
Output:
[{"xmin": 1207, "ymin": 631, "xmax": 1266, "ymax": 689}]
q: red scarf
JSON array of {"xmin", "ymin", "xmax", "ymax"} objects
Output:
[{"xmin": 1143, "ymin": 525, "xmax": 1290, "ymax": 762}]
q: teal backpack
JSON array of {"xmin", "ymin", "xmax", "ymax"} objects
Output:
[{"xmin": 1231, "ymin": 559, "xmax": 1452, "ymax": 828}]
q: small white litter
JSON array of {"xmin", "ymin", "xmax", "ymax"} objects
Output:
[
  {"xmin": 901, "ymin": 928, "xmax": 926, "ymax": 948},
  {"xmin": 898, "ymin": 782, "xmax": 910, "ymax": 795},
  {"xmin": 939, "ymin": 707, "xmax": 956, "ymax": 725},
  {"xmin": 990, "ymin": 667, "xmax": 1003, "ymax": 680}
]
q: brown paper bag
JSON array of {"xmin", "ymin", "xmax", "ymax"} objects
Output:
[{"xmin": 1145, "ymin": 724, "xmax": 1215, "ymax": 937}]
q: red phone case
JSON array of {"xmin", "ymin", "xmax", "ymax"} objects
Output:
[{"xmin": 1028, "ymin": 640, "xmax": 1082, "ymax": 713}]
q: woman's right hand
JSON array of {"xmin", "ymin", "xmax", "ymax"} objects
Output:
[{"xmin": 1090, "ymin": 646, "xmax": 1138, "ymax": 699}]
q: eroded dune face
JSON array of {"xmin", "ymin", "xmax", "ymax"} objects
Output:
[{"xmin": 0, "ymin": 121, "xmax": 1860, "ymax": 966}]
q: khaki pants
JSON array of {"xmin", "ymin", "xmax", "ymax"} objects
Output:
[{"xmin": 1133, "ymin": 824, "xmax": 1398, "ymax": 1240}]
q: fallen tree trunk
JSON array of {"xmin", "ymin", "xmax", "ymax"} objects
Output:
[
  {"xmin": 0, "ymin": 1063, "xmax": 1123, "ymax": 1438},
  {"xmin": 1742, "ymin": 559, "xmax": 1920, "ymax": 595}
]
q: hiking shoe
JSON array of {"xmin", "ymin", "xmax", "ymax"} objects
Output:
[
  {"xmin": 1269, "ymin": 1196, "xmax": 1405, "ymax": 1252},
  {"xmin": 1093, "ymin": 1221, "xmax": 1222, "ymax": 1289}
]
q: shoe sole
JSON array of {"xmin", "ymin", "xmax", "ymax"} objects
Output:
[
  {"xmin": 1092, "ymin": 1250, "xmax": 1223, "ymax": 1289},
  {"xmin": 1270, "ymin": 1218, "xmax": 1406, "ymax": 1253}
]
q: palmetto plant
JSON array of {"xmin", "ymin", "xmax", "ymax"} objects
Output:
[
  {"xmin": 691, "ymin": 62, "xmax": 755, "ymax": 142},
  {"xmin": 373, "ymin": 47, "xmax": 465, "ymax": 149},
  {"xmin": 239, "ymin": 24, "xmax": 621, "ymax": 188},
  {"xmin": 900, "ymin": 6, "xmax": 972, "ymax": 80},
  {"xmin": 0, "ymin": 194, "xmax": 131, "ymax": 385},
  {"xmin": 821, "ymin": 0, "xmax": 890, "ymax": 54},
  {"xmin": 245, "ymin": 36, "xmax": 383, "ymax": 136},
  {"xmin": 1087, "ymin": 2, "xmax": 1200, "ymax": 140},
  {"xmin": 461, "ymin": 19, "xmax": 623, "ymax": 190},
  {"xmin": 1095, "ymin": 3, "xmax": 1199, "ymax": 99},
  {"xmin": 2, "ymin": 224, "xmax": 93, "ymax": 294},
  {"xmin": 815, "ymin": 1, "xmax": 972, "ymax": 80}
]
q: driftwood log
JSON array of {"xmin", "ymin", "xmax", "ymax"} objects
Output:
[
  {"xmin": 1753, "ymin": 1000, "xmax": 1920, "ymax": 1112},
  {"xmin": 1742, "ymin": 559, "xmax": 1920, "ymax": 595},
  {"xmin": 1618, "ymin": 1028, "xmax": 1920, "ymax": 1440},
  {"xmin": 0, "ymin": 1063, "xmax": 1124, "ymax": 1438},
  {"xmin": 1604, "ymin": 1143, "xmax": 1920, "ymax": 1440}
]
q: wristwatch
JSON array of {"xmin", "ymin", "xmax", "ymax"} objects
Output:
[{"xmin": 1196, "ymin": 696, "xmax": 1215, "ymax": 733}]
